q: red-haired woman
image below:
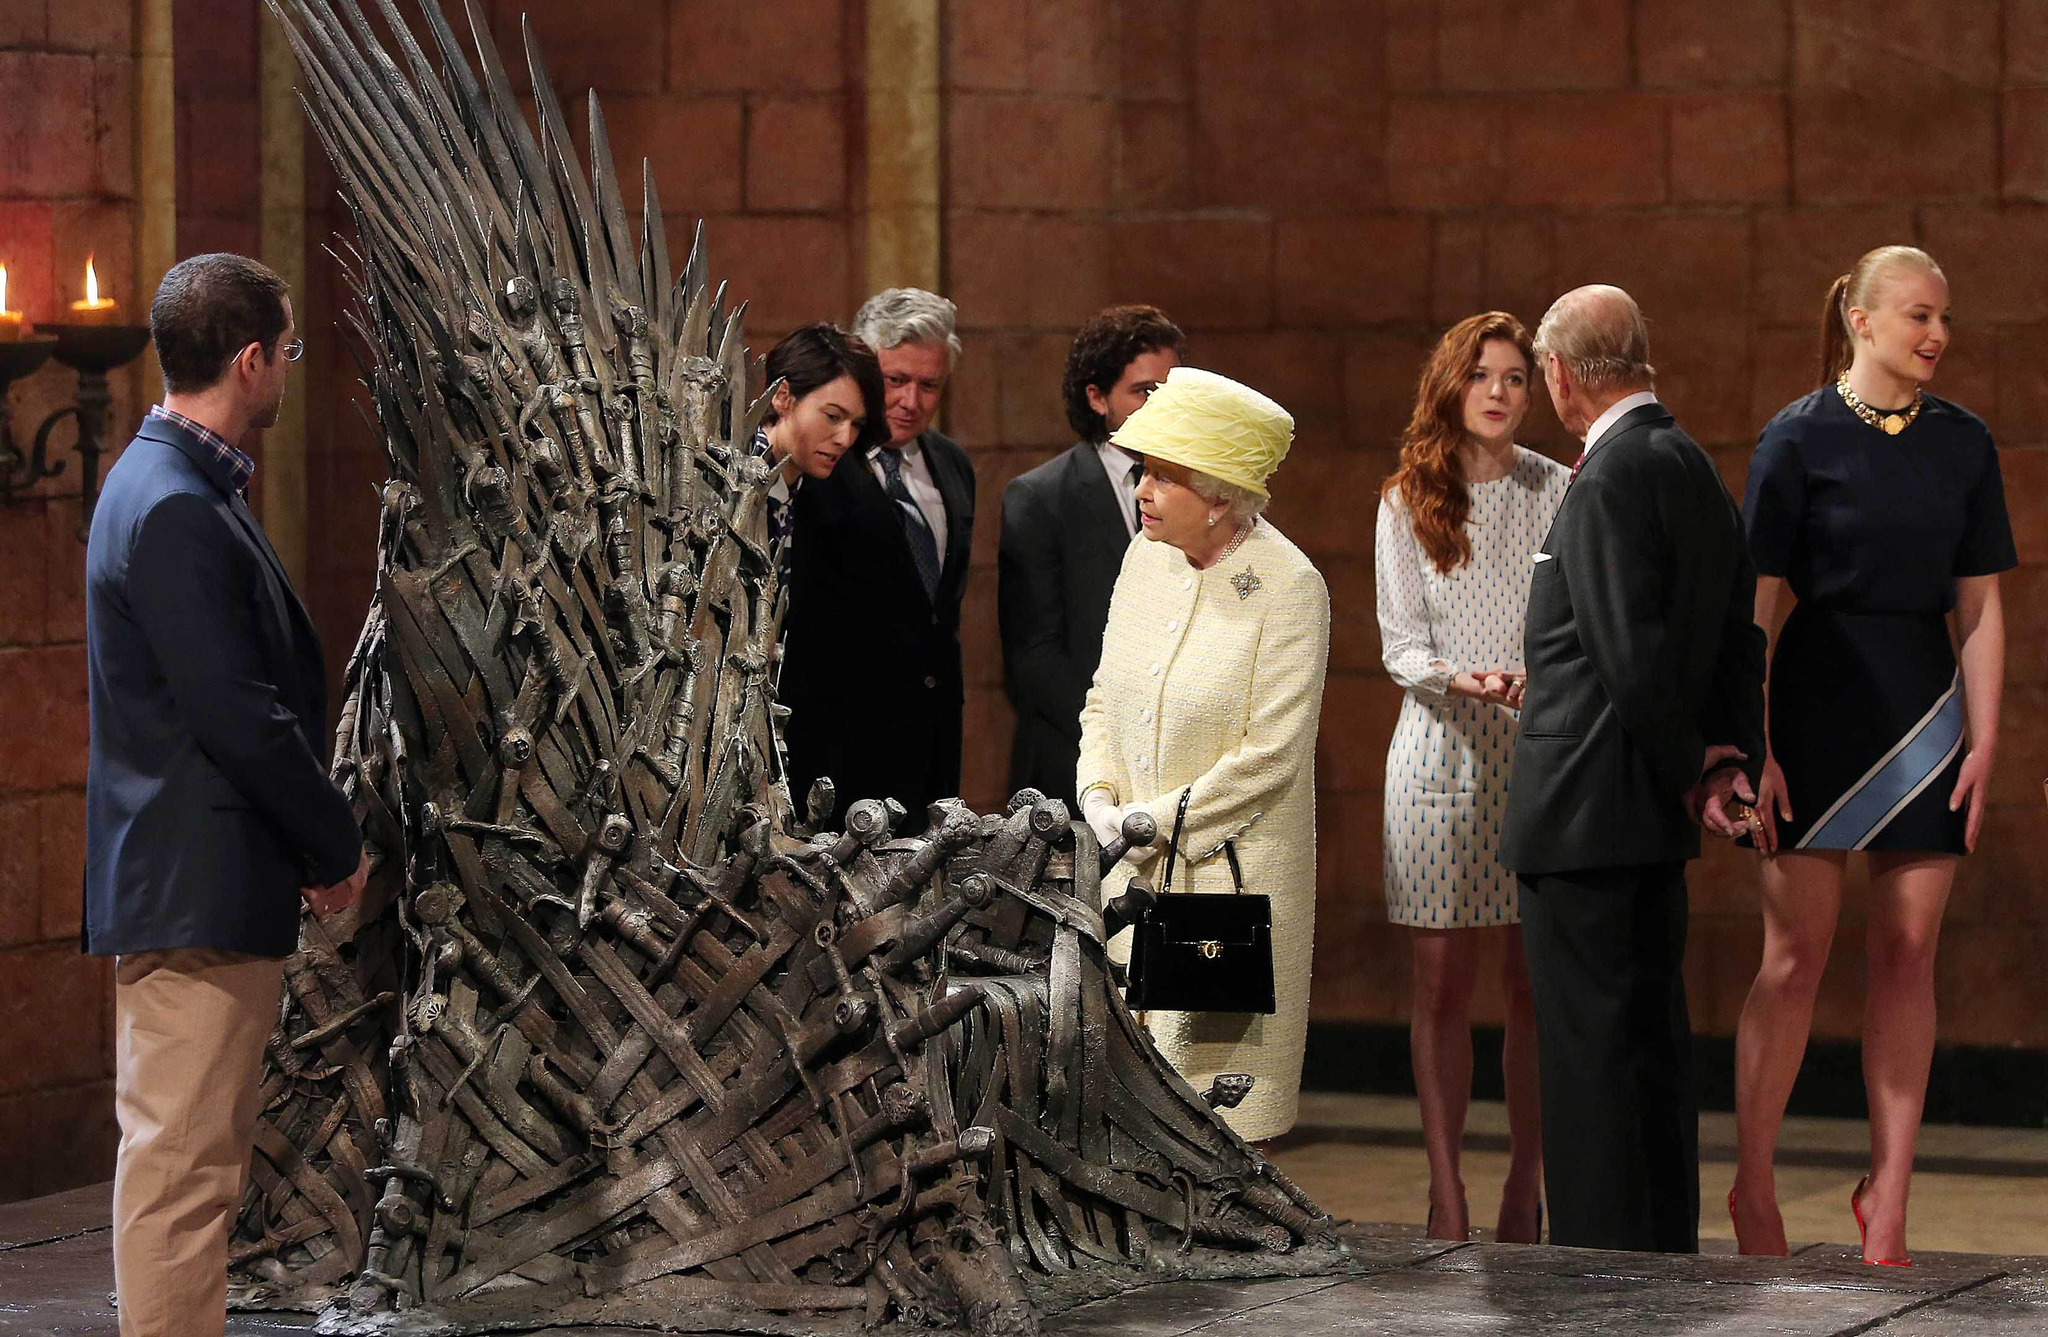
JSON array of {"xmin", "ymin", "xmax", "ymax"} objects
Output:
[
  {"xmin": 1730, "ymin": 246, "xmax": 2014, "ymax": 1264},
  {"xmin": 1375, "ymin": 311, "xmax": 1568, "ymax": 1243}
]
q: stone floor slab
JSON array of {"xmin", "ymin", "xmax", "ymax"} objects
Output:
[
  {"xmin": 0, "ymin": 1183, "xmax": 110, "ymax": 1251},
  {"xmin": 1051, "ymin": 1276, "xmax": 1353, "ymax": 1337},
  {"xmin": 2, "ymin": 1192, "xmax": 2045, "ymax": 1336},
  {"xmin": 1417, "ymin": 1237, "xmax": 2005, "ymax": 1296},
  {"xmin": 1866, "ymin": 1272, "xmax": 2048, "ymax": 1335},
  {"xmin": 1185, "ymin": 1269, "xmax": 1926, "ymax": 1337},
  {"xmin": 0, "ymin": 1231, "xmax": 314, "ymax": 1335}
]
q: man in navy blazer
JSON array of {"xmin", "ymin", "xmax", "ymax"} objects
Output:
[{"xmin": 85, "ymin": 253, "xmax": 367, "ymax": 1337}]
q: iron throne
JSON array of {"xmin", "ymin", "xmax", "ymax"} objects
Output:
[{"xmin": 229, "ymin": 3, "xmax": 1346, "ymax": 1332}]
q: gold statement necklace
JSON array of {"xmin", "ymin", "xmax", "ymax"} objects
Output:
[{"xmin": 1836, "ymin": 372, "xmax": 1922, "ymax": 436}]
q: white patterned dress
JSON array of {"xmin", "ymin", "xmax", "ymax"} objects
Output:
[{"xmin": 1376, "ymin": 448, "xmax": 1570, "ymax": 928}]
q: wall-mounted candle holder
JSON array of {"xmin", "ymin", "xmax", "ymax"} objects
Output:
[{"xmin": 0, "ymin": 323, "xmax": 152, "ymax": 541}]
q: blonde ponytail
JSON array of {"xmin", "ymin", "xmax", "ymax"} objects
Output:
[{"xmin": 1818, "ymin": 272, "xmax": 1854, "ymax": 387}]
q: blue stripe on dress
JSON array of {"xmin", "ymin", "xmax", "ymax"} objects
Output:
[{"xmin": 1795, "ymin": 674, "xmax": 1966, "ymax": 852}]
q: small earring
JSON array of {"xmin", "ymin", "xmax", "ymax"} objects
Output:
[{"xmin": 1207, "ymin": 515, "xmax": 1218, "ymax": 527}]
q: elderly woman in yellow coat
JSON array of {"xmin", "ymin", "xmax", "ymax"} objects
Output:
[{"xmin": 1077, "ymin": 366, "xmax": 1331, "ymax": 1142}]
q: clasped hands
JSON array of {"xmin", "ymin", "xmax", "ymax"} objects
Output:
[
  {"xmin": 1450, "ymin": 669, "xmax": 1524, "ymax": 710},
  {"xmin": 1688, "ymin": 746, "xmax": 1794, "ymax": 853},
  {"xmin": 301, "ymin": 846, "xmax": 372, "ymax": 919}
]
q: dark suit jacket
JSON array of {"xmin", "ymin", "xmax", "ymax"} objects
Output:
[
  {"xmin": 1501, "ymin": 403, "xmax": 1766, "ymax": 876},
  {"xmin": 780, "ymin": 429, "xmax": 976, "ymax": 831},
  {"xmin": 997, "ymin": 441, "xmax": 1132, "ymax": 807},
  {"xmin": 83, "ymin": 413, "xmax": 361, "ymax": 957}
]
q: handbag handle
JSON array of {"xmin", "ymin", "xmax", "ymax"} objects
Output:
[
  {"xmin": 1157, "ymin": 788, "xmax": 1245, "ymax": 896},
  {"xmin": 1158, "ymin": 789, "xmax": 1193, "ymax": 895}
]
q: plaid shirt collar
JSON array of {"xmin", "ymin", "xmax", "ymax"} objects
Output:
[{"xmin": 149, "ymin": 403, "xmax": 255, "ymax": 498}]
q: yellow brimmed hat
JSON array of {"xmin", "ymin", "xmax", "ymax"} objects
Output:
[{"xmin": 1109, "ymin": 366, "xmax": 1294, "ymax": 498}]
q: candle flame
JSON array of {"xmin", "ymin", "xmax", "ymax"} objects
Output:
[{"xmin": 84, "ymin": 256, "xmax": 99, "ymax": 306}]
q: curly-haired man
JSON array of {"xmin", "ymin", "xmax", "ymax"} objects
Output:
[{"xmin": 997, "ymin": 304, "xmax": 1184, "ymax": 807}]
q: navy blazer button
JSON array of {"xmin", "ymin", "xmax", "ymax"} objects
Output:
[{"xmin": 924, "ymin": 675, "xmax": 937, "ymax": 689}]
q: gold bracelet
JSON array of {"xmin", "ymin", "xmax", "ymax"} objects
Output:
[{"xmin": 1079, "ymin": 782, "xmax": 1119, "ymax": 807}]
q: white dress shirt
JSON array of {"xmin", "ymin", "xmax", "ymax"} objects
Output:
[
  {"xmin": 1096, "ymin": 441, "xmax": 1142, "ymax": 538},
  {"xmin": 1580, "ymin": 390, "xmax": 1662, "ymax": 460},
  {"xmin": 869, "ymin": 439, "xmax": 948, "ymax": 554}
]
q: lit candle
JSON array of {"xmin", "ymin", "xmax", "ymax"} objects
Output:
[
  {"xmin": 0, "ymin": 266, "xmax": 21, "ymax": 342},
  {"xmin": 68, "ymin": 257, "xmax": 118, "ymax": 326}
]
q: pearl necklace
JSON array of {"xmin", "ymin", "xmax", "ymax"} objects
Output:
[{"xmin": 1214, "ymin": 519, "xmax": 1254, "ymax": 566}]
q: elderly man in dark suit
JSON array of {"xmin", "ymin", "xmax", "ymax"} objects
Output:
[
  {"xmin": 85, "ymin": 253, "xmax": 367, "ymax": 1337},
  {"xmin": 780, "ymin": 288, "xmax": 976, "ymax": 832},
  {"xmin": 998, "ymin": 305, "xmax": 1183, "ymax": 809},
  {"xmin": 1501, "ymin": 284, "xmax": 1765, "ymax": 1255}
]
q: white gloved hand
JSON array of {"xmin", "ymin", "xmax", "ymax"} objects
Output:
[
  {"xmin": 1118, "ymin": 801, "xmax": 1156, "ymax": 863},
  {"xmin": 1083, "ymin": 789, "xmax": 1123, "ymax": 848}
]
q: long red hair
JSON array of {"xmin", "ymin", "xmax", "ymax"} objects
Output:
[{"xmin": 1381, "ymin": 312, "xmax": 1534, "ymax": 573}]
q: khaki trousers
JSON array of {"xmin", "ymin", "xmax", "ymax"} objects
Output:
[{"xmin": 112, "ymin": 948, "xmax": 283, "ymax": 1337}]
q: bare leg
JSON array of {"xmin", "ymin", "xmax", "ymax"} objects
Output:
[
  {"xmin": 1410, "ymin": 928, "xmax": 1479, "ymax": 1240},
  {"xmin": 1495, "ymin": 927, "xmax": 1544, "ymax": 1243},
  {"xmin": 1855, "ymin": 852, "xmax": 1955, "ymax": 1264},
  {"xmin": 1731, "ymin": 850, "xmax": 1845, "ymax": 1255}
]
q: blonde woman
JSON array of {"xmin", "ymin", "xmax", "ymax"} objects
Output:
[
  {"xmin": 1078, "ymin": 367, "xmax": 1330, "ymax": 1142},
  {"xmin": 1730, "ymin": 247, "xmax": 2015, "ymax": 1264}
]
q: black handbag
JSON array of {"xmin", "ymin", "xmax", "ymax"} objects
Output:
[{"xmin": 1125, "ymin": 789, "xmax": 1276, "ymax": 1015}]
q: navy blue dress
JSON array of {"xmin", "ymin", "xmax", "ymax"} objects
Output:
[{"xmin": 1743, "ymin": 388, "xmax": 2016, "ymax": 853}]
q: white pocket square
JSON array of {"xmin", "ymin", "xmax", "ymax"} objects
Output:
[{"xmin": 1532, "ymin": 552, "xmax": 1553, "ymax": 564}]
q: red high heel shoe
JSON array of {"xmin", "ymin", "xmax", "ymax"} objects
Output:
[{"xmin": 1851, "ymin": 1175, "xmax": 1911, "ymax": 1268}]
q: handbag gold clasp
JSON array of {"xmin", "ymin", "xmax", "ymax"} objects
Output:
[{"xmin": 1196, "ymin": 940, "xmax": 1222, "ymax": 959}]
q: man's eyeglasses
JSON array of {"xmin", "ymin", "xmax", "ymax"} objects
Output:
[{"xmin": 280, "ymin": 338, "xmax": 305, "ymax": 363}]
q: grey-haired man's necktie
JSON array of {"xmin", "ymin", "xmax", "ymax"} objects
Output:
[{"xmin": 878, "ymin": 448, "xmax": 943, "ymax": 600}]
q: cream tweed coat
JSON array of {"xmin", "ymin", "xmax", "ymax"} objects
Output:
[{"xmin": 1077, "ymin": 521, "xmax": 1331, "ymax": 1140}]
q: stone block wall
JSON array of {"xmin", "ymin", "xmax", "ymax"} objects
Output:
[{"xmin": 0, "ymin": 0, "xmax": 138, "ymax": 1204}]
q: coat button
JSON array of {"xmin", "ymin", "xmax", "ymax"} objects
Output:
[
  {"xmin": 1138, "ymin": 759, "xmax": 1150, "ymax": 772},
  {"xmin": 924, "ymin": 675, "xmax": 937, "ymax": 688},
  {"xmin": 1148, "ymin": 663, "xmax": 1161, "ymax": 677},
  {"xmin": 1166, "ymin": 619, "xmax": 1179, "ymax": 632}
]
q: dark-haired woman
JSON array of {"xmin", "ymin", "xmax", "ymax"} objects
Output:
[
  {"xmin": 1729, "ymin": 247, "xmax": 2014, "ymax": 1265},
  {"xmin": 1375, "ymin": 311, "xmax": 1568, "ymax": 1243},
  {"xmin": 756, "ymin": 323, "xmax": 888, "ymax": 571}
]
